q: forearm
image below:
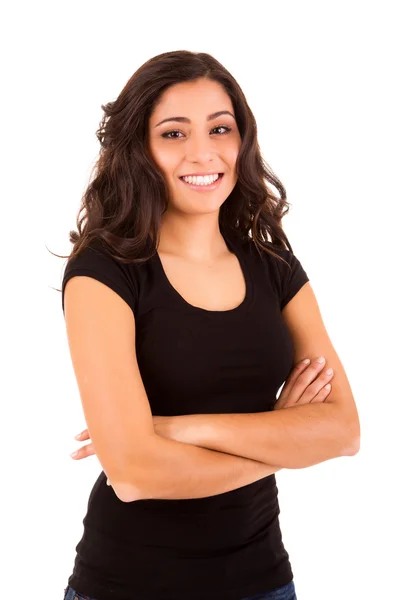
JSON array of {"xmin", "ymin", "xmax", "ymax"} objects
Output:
[
  {"xmin": 119, "ymin": 434, "xmax": 281, "ymax": 502},
  {"xmin": 171, "ymin": 404, "xmax": 359, "ymax": 470}
]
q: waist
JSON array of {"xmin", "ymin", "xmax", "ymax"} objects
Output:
[
  {"xmin": 70, "ymin": 474, "xmax": 292, "ymax": 600},
  {"xmin": 85, "ymin": 472, "xmax": 280, "ymax": 554}
]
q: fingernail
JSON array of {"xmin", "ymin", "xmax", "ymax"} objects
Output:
[
  {"xmin": 316, "ymin": 356, "xmax": 325, "ymax": 363},
  {"xmin": 75, "ymin": 433, "xmax": 81, "ymax": 439},
  {"xmin": 302, "ymin": 359, "xmax": 311, "ymax": 365},
  {"xmin": 70, "ymin": 451, "xmax": 78, "ymax": 458}
]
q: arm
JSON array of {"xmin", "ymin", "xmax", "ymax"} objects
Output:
[
  {"xmin": 159, "ymin": 402, "xmax": 357, "ymax": 471},
  {"xmin": 64, "ymin": 275, "xmax": 280, "ymax": 505},
  {"xmin": 74, "ymin": 421, "xmax": 282, "ymax": 500},
  {"xmin": 127, "ymin": 434, "xmax": 281, "ymax": 502}
]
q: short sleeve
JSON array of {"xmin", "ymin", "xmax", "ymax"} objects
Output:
[
  {"xmin": 61, "ymin": 244, "xmax": 138, "ymax": 316},
  {"xmin": 271, "ymin": 247, "xmax": 309, "ymax": 310}
]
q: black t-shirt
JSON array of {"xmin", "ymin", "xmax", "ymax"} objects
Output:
[{"xmin": 61, "ymin": 230, "xmax": 309, "ymax": 600}]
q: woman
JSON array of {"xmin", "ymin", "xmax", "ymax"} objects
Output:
[{"xmin": 59, "ymin": 50, "xmax": 360, "ymax": 600}]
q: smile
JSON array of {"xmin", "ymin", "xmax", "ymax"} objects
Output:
[{"xmin": 179, "ymin": 173, "xmax": 224, "ymax": 191}]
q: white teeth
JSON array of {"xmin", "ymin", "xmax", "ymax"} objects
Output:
[{"xmin": 182, "ymin": 174, "xmax": 220, "ymax": 185}]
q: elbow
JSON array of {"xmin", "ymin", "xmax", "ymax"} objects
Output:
[
  {"xmin": 113, "ymin": 481, "xmax": 142, "ymax": 503},
  {"xmin": 340, "ymin": 438, "xmax": 359, "ymax": 457},
  {"xmin": 343, "ymin": 434, "xmax": 361, "ymax": 457},
  {"xmin": 113, "ymin": 472, "xmax": 154, "ymax": 503},
  {"xmin": 340, "ymin": 415, "xmax": 361, "ymax": 457},
  {"xmin": 111, "ymin": 436, "xmax": 161, "ymax": 502}
]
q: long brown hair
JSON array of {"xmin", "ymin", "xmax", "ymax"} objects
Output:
[{"xmin": 50, "ymin": 49, "xmax": 294, "ymax": 287}]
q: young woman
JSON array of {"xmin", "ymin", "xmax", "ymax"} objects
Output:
[{"xmin": 60, "ymin": 50, "xmax": 360, "ymax": 600}]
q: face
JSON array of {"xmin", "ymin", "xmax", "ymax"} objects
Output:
[{"xmin": 148, "ymin": 78, "xmax": 241, "ymax": 215}]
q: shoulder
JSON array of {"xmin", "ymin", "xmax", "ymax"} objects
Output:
[
  {"xmin": 242, "ymin": 236, "xmax": 291, "ymax": 269},
  {"xmin": 245, "ymin": 238, "xmax": 309, "ymax": 311},
  {"xmin": 62, "ymin": 241, "xmax": 140, "ymax": 316},
  {"xmin": 64, "ymin": 239, "xmax": 124, "ymax": 272}
]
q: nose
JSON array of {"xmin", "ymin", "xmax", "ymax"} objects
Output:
[{"xmin": 184, "ymin": 132, "xmax": 216, "ymax": 163}]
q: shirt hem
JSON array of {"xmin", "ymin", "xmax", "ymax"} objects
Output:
[{"xmin": 68, "ymin": 566, "xmax": 294, "ymax": 600}]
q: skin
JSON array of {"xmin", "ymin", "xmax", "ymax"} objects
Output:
[{"xmin": 147, "ymin": 77, "xmax": 242, "ymax": 261}]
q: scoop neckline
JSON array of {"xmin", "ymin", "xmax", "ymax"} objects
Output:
[{"xmin": 153, "ymin": 230, "xmax": 253, "ymax": 315}]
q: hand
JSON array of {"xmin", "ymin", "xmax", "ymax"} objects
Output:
[
  {"xmin": 274, "ymin": 356, "xmax": 333, "ymax": 410},
  {"xmin": 70, "ymin": 429, "xmax": 113, "ymax": 485}
]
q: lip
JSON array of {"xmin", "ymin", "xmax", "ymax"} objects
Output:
[{"xmin": 179, "ymin": 173, "xmax": 224, "ymax": 192}]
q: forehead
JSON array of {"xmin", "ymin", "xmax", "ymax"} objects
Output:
[{"xmin": 150, "ymin": 79, "xmax": 234, "ymax": 122}]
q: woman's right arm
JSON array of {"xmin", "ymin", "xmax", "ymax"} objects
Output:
[{"xmin": 64, "ymin": 275, "xmax": 280, "ymax": 503}]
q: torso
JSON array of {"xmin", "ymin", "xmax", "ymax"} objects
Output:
[{"xmin": 157, "ymin": 249, "xmax": 246, "ymax": 311}]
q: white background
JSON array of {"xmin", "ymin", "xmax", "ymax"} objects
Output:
[{"xmin": 2, "ymin": 1, "xmax": 399, "ymax": 599}]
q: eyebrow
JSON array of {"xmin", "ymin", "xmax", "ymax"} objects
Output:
[{"xmin": 154, "ymin": 110, "xmax": 235, "ymax": 128}]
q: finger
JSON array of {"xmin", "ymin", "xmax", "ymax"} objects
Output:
[
  {"xmin": 310, "ymin": 384, "xmax": 331, "ymax": 403},
  {"xmin": 289, "ymin": 357, "xmax": 328, "ymax": 404},
  {"xmin": 296, "ymin": 368, "xmax": 334, "ymax": 405},
  {"xmin": 278, "ymin": 359, "xmax": 311, "ymax": 404},
  {"xmin": 310, "ymin": 383, "xmax": 331, "ymax": 403},
  {"xmin": 75, "ymin": 429, "xmax": 90, "ymax": 441},
  {"xmin": 70, "ymin": 443, "xmax": 96, "ymax": 460}
]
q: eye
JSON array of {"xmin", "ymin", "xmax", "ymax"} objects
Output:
[
  {"xmin": 161, "ymin": 130, "xmax": 185, "ymax": 139},
  {"xmin": 161, "ymin": 125, "xmax": 232, "ymax": 139},
  {"xmin": 211, "ymin": 125, "xmax": 232, "ymax": 135}
]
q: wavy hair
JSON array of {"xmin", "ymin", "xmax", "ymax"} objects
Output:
[{"xmin": 50, "ymin": 49, "xmax": 295, "ymax": 283}]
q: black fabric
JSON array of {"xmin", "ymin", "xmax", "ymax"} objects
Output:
[{"xmin": 61, "ymin": 231, "xmax": 309, "ymax": 600}]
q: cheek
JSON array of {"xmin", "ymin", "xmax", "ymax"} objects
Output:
[
  {"xmin": 158, "ymin": 156, "xmax": 176, "ymax": 177},
  {"xmin": 223, "ymin": 137, "xmax": 241, "ymax": 166},
  {"xmin": 149, "ymin": 142, "xmax": 179, "ymax": 176},
  {"xmin": 225, "ymin": 149, "xmax": 240, "ymax": 172}
]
